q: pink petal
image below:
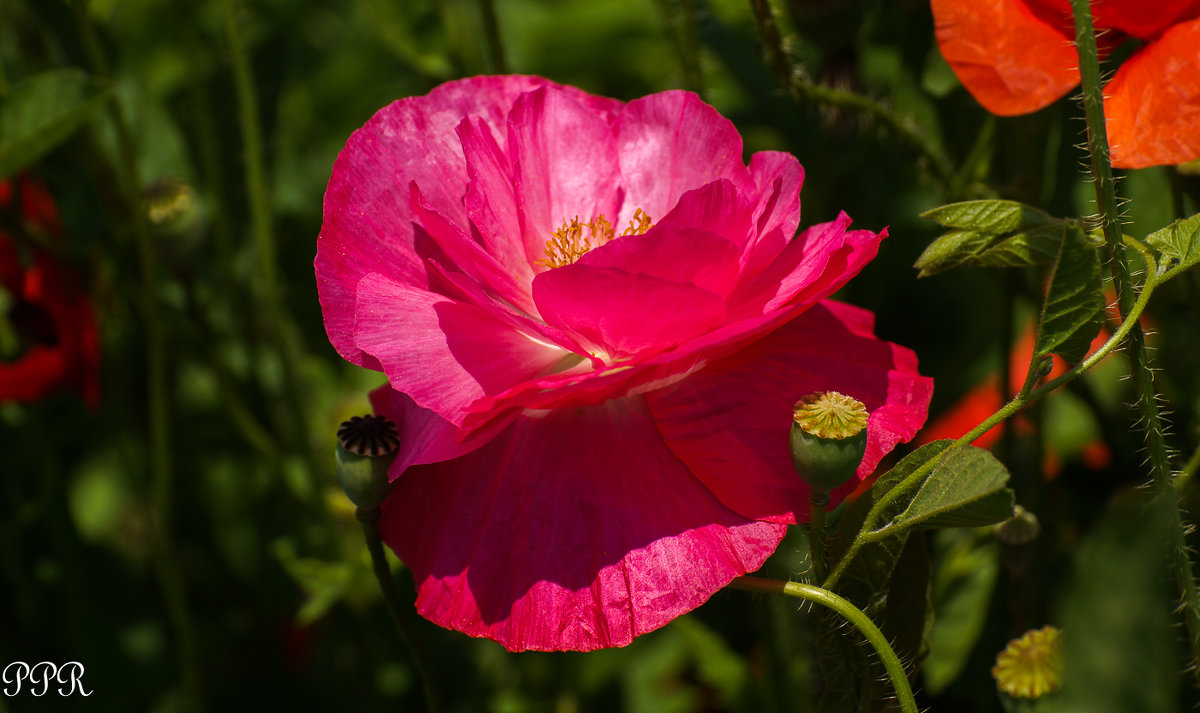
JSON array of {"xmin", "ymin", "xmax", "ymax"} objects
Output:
[
  {"xmin": 369, "ymin": 385, "xmax": 511, "ymax": 471},
  {"xmin": 615, "ymin": 91, "xmax": 753, "ymax": 225},
  {"xmin": 410, "ymin": 182, "xmax": 538, "ymax": 316},
  {"xmin": 318, "ymin": 76, "xmax": 621, "ymax": 367},
  {"xmin": 354, "ymin": 273, "xmax": 571, "ymax": 425},
  {"xmin": 458, "ymin": 116, "xmax": 539, "ymax": 295},
  {"xmin": 728, "ymin": 213, "xmax": 884, "ymax": 318},
  {"xmin": 644, "ymin": 300, "xmax": 933, "ymax": 524},
  {"xmin": 740, "ymin": 152, "xmax": 804, "ymax": 278},
  {"xmin": 379, "ymin": 396, "xmax": 787, "ymax": 651},
  {"xmin": 507, "ymin": 87, "xmax": 623, "ymax": 269},
  {"xmin": 532, "ymin": 265, "xmax": 727, "ymax": 361}
]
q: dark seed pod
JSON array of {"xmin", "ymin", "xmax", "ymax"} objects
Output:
[{"xmin": 335, "ymin": 415, "xmax": 400, "ymax": 510}]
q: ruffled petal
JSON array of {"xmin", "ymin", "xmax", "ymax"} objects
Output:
[
  {"xmin": 1106, "ymin": 18, "xmax": 1200, "ymax": 168},
  {"xmin": 645, "ymin": 300, "xmax": 933, "ymax": 524},
  {"xmin": 727, "ymin": 213, "xmax": 884, "ymax": 318},
  {"xmin": 931, "ymin": 0, "xmax": 1079, "ymax": 115},
  {"xmin": 369, "ymin": 385, "xmax": 512, "ymax": 471},
  {"xmin": 318, "ymin": 76, "xmax": 613, "ymax": 367},
  {"xmin": 379, "ymin": 396, "xmax": 787, "ymax": 651},
  {"xmin": 615, "ymin": 91, "xmax": 753, "ymax": 225},
  {"xmin": 740, "ymin": 151, "xmax": 804, "ymax": 279},
  {"xmin": 532, "ymin": 265, "xmax": 727, "ymax": 361},
  {"xmin": 354, "ymin": 273, "xmax": 571, "ymax": 425},
  {"xmin": 507, "ymin": 87, "xmax": 622, "ymax": 269}
]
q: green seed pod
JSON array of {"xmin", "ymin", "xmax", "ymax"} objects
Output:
[
  {"xmin": 789, "ymin": 391, "xmax": 869, "ymax": 495},
  {"xmin": 335, "ymin": 415, "xmax": 400, "ymax": 510}
]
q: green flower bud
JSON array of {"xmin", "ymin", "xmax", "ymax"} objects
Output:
[
  {"xmin": 790, "ymin": 391, "xmax": 869, "ymax": 495},
  {"xmin": 335, "ymin": 414, "xmax": 400, "ymax": 510}
]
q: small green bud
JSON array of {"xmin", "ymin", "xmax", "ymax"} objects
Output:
[
  {"xmin": 335, "ymin": 414, "xmax": 400, "ymax": 510},
  {"xmin": 790, "ymin": 391, "xmax": 869, "ymax": 494}
]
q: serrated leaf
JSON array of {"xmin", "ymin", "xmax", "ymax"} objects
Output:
[
  {"xmin": 1033, "ymin": 226, "xmax": 1104, "ymax": 365},
  {"xmin": 1145, "ymin": 211, "xmax": 1200, "ymax": 280},
  {"xmin": 922, "ymin": 199, "xmax": 1059, "ymax": 233},
  {"xmin": 917, "ymin": 200, "xmax": 1067, "ymax": 277},
  {"xmin": 888, "ymin": 443, "xmax": 1015, "ymax": 531},
  {"xmin": 0, "ymin": 69, "xmax": 112, "ymax": 179}
]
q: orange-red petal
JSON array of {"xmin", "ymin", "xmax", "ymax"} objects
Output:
[
  {"xmin": 1106, "ymin": 18, "xmax": 1200, "ymax": 168},
  {"xmin": 932, "ymin": 0, "xmax": 1080, "ymax": 115}
]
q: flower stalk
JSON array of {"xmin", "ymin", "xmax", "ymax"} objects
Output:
[
  {"xmin": 730, "ymin": 576, "xmax": 919, "ymax": 713},
  {"xmin": 1069, "ymin": 0, "xmax": 1200, "ymax": 677},
  {"xmin": 358, "ymin": 506, "xmax": 443, "ymax": 713}
]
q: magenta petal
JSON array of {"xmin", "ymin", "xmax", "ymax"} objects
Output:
[
  {"xmin": 728, "ymin": 213, "xmax": 885, "ymax": 318},
  {"xmin": 317, "ymin": 76, "xmax": 569, "ymax": 367},
  {"xmin": 616, "ymin": 91, "xmax": 753, "ymax": 224},
  {"xmin": 654, "ymin": 179, "xmax": 756, "ymax": 249},
  {"xmin": 645, "ymin": 300, "xmax": 933, "ymax": 524},
  {"xmin": 379, "ymin": 396, "xmax": 787, "ymax": 651},
  {"xmin": 507, "ymin": 87, "xmax": 622, "ymax": 264},
  {"xmin": 576, "ymin": 224, "xmax": 741, "ymax": 298},
  {"xmin": 369, "ymin": 385, "xmax": 511, "ymax": 471},
  {"xmin": 741, "ymin": 152, "xmax": 804, "ymax": 278},
  {"xmin": 354, "ymin": 273, "xmax": 570, "ymax": 425},
  {"xmin": 532, "ymin": 265, "xmax": 727, "ymax": 361}
]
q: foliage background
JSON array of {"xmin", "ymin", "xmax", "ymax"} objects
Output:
[{"xmin": 2, "ymin": 0, "xmax": 1199, "ymax": 711}]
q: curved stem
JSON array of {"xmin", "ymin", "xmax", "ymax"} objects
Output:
[
  {"xmin": 358, "ymin": 507, "xmax": 443, "ymax": 713},
  {"xmin": 730, "ymin": 576, "xmax": 919, "ymax": 713},
  {"xmin": 824, "ymin": 269, "xmax": 1160, "ymax": 590}
]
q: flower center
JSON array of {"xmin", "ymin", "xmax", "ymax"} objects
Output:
[
  {"xmin": 792, "ymin": 391, "xmax": 869, "ymax": 440},
  {"xmin": 538, "ymin": 209, "xmax": 653, "ymax": 269}
]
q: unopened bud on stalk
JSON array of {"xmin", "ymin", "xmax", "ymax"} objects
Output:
[
  {"xmin": 335, "ymin": 414, "xmax": 400, "ymax": 510},
  {"xmin": 790, "ymin": 391, "xmax": 869, "ymax": 494}
]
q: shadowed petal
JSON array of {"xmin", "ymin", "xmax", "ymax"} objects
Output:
[
  {"xmin": 369, "ymin": 385, "xmax": 512, "ymax": 471},
  {"xmin": 1106, "ymin": 18, "xmax": 1200, "ymax": 168},
  {"xmin": 379, "ymin": 396, "xmax": 787, "ymax": 651},
  {"xmin": 645, "ymin": 300, "xmax": 933, "ymax": 524},
  {"xmin": 355, "ymin": 273, "xmax": 571, "ymax": 425}
]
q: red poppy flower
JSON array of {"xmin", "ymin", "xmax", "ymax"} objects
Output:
[
  {"xmin": 931, "ymin": 0, "xmax": 1200, "ymax": 168},
  {"xmin": 317, "ymin": 76, "xmax": 932, "ymax": 651},
  {"xmin": 0, "ymin": 176, "xmax": 100, "ymax": 408}
]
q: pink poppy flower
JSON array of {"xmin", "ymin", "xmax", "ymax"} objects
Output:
[
  {"xmin": 316, "ymin": 75, "xmax": 932, "ymax": 651},
  {"xmin": 931, "ymin": 0, "xmax": 1200, "ymax": 168}
]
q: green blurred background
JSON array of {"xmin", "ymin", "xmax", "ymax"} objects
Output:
[{"xmin": 3, "ymin": 0, "xmax": 1200, "ymax": 711}]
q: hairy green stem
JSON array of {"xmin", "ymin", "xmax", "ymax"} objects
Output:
[
  {"xmin": 358, "ymin": 507, "xmax": 443, "ymax": 713},
  {"xmin": 1070, "ymin": 0, "xmax": 1200, "ymax": 676},
  {"xmin": 73, "ymin": 1, "xmax": 199, "ymax": 701},
  {"xmin": 730, "ymin": 577, "xmax": 918, "ymax": 713},
  {"xmin": 808, "ymin": 492, "xmax": 829, "ymax": 583},
  {"xmin": 744, "ymin": 0, "xmax": 954, "ymax": 186}
]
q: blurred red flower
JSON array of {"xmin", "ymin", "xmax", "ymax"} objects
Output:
[
  {"xmin": 0, "ymin": 176, "xmax": 100, "ymax": 408},
  {"xmin": 931, "ymin": 0, "xmax": 1200, "ymax": 168}
]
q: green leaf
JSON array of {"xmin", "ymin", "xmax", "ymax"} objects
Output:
[
  {"xmin": 1033, "ymin": 226, "xmax": 1104, "ymax": 365},
  {"xmin": 0, "ymin": 69, "xmax": 112, "ymax": 180},
  {"xmin": 1145, "ymin": 211, "xmax": 1200, "ymax": 280},
  {"xmin": 922, "ymin": 528, "xmax": 1000, "ymax": 695},
  {"xmin": 887, "ymin": 442, "xmax": 1015, "ymax": 532},
  {"xmin": 916, "ymin": 200, "xmax": 1065, "ymax": 277}
]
